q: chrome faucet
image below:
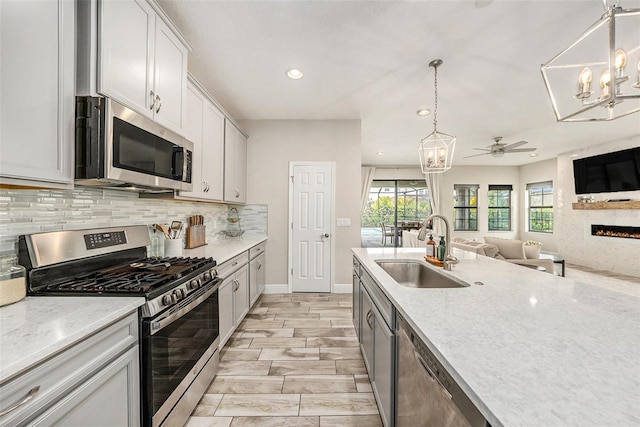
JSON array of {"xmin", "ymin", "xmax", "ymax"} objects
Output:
[{"xmin": 417, "ymin": 214, "xmax": 459, "ymax": 271}]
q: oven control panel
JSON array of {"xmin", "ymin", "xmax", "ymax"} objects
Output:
[{"xmin": 84, "ymin": 231, "xmax": 127, "ymax": 249}]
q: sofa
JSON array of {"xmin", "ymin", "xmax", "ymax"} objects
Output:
[{"xmin": 451, "ymin": 236, "xmax": 554, "ymax": 273}]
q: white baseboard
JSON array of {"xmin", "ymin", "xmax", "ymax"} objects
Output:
[
  {"xmin": 332, "ymin": 283, "xmax": 353, "ymax": 294},
  {"xmin": 264, "ymin": 284, "xmax": 289, "ymax": 294},
  {"xmin": 263, "ymin": 283, "xmax": 353, "ymax": 294}
]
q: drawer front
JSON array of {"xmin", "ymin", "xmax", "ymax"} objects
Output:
[
  {"xmin": 249, "ymin": 242, "xmax": 266, "ymax": 260},
  {"xmin": 216, "ymin": 252, "xmax": 249, "ymax": 279},
  {"xmin": 0, "ymin": 312, "xmax": 138, "ymax": 426}
]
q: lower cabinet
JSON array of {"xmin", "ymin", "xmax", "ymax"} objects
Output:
[
  {"xmin": 352, "ymin": 257, "xmax": 361, "ymax": 340},
  {"xmin": 219, "ymin": 261, "xmax": 249, "ymax": 347},
  {"xmin": 30, "ymin": 347, "xmax": 139, "ymax": 426},
  {"xmin": 0, "ymin": 312, "xmax": 139, "ymax": 426},
  {"xmin": 373, "ymin": 305, "xmax": 394, "ymax": 427},
  {"xmin": 249, "ymin": 252, "xmax": 266, "ymax": 308},
  {"xmin": 358, "ymin": 267, "xmax": 395, "ymax": 427}
]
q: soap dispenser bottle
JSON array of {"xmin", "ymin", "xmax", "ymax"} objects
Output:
[
  {"xmin": 437, "ymin": 236, "xmax": 446, "ymax": 261},
  {"xmin": 426, "ymin": 234, "xmax": 436, "ymax": 258}
]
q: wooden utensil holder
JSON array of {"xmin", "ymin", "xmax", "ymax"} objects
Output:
[{"xmin": 186, "ymin": 225, "xmax": 206, "ymax": 249}]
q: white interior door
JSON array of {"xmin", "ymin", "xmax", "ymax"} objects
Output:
[{"xmin": 291, "ymin": 163, "xmax": 334, "ymax": 293}]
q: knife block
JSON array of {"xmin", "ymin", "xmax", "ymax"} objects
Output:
[{"xmin": 186, "ymin": 225, "xmax": 206, "ymax": 249}]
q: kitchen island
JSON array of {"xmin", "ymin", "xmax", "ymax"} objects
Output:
[{"xmin": 352, "ymin": 247, "xmax": 640, "ymax": 426}]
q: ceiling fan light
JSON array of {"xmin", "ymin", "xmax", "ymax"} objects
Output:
[{"xmin": 492, "ymin": 150, "xmax": 505, "ymax": 158}]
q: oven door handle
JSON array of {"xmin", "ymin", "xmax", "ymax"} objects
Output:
[{"xmin": 150, "ymin": 281, "xmax": 219, "ymax": 335}]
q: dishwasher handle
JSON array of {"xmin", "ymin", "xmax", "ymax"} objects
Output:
[{"xmin": 414, "ymin": 349, "xmax": 453, "ymax": 400}]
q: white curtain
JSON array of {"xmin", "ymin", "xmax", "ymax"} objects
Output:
[
  {"xmin": 425, "ymin": 172, "xmax": 445, "ymax": 237},
  {"xmin": 361, "ymin": 167, "xmax": 376, "ymax": 214}
]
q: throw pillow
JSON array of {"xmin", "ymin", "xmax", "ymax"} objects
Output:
[
  {"xmin": 482, "ymin": 243, "xmax": 500, "ymax": 258},
  {"xmin": 483, "ymin": 237, "xmax": 526, "ymax": 259}
]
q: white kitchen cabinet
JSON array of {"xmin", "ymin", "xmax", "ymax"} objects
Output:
[
  {"xmin": 0, "ymin": 0, "xmax": 75, "ymax": 188},
  {"xmin": 0, "ymin": 312, "xmax": 139, "ymax": 426},
  {"xmin": 224, "ymin": 122, "xmax": 248, "ymax": 204},
  {"xmin": 83, "ymin": 0, "xmax": 189, "ymax": 135},
  {"xmin": 217, "ymin": 252, "xmax": 250, "ymax": 347},
  {"xmin": 218, "ymin": 276, "xmax": 235, "ymax": 348},
  {"xmin": 233, "ymin": 265, "xmax": 249, "ymax": 326},
  {"xmin": 177, "ymin": 77, "xmax": 225, "ymax": 201},
  {"xmin": 249, "ymin": 252, "xmax": 266, "ymax": 308}
]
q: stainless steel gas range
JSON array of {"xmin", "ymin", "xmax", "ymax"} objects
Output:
[{"xmin": 18, "ymin": 225, "xmax": 220, "ymax": 427}]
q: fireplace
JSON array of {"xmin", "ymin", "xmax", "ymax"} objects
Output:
[{"xmin": 591, "ymin": 224, "xmax": 640, "ymax": 240}]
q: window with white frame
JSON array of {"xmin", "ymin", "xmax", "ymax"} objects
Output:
[
  {"xmin": 453, "ymin": 184, "xmax": 478, "ymax": 231},
  {"xmin": 488, "ymin": 185, "xmax": 512, "ymax": 231},
  {"xmin": 527, "ymin": 181, "xmax": 553, "ymax": 233}
]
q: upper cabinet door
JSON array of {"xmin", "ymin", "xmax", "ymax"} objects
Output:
[
  {"xmin": 0, "ymin": 0, "xmax": 75, "ymax": 186},
  {"xmin": 224, "ymin": 122, "xmax": 248, "ymax": 204},
  {"xmin": 183, "ymin": 83, "xmax": 206, "ymax": 195},
  {"xmin": 153, "ymin": 17, "xmax": 187, "ymax": 133},
  {"xmin": 98, "ymin": 0, "xmax": 155, "ymax": 118},
  {"xmin": 177, "ymin": 79, "xmax": 224, "ymax": 202},
  {"xmin": 97, "ymin": 0, "xmax": 187, "ymax": 135},
  {"xmin": 202, "ymin": 102, "xmax": 225, "ymax": 201}
]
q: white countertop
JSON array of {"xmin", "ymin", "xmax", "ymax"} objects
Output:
[
  {"xmin": 352, "ymin": 247, "xmax": 640, "ymax": 427},
  {"xmin": 183, "ymin": 236, "xmax": 267, "ymax": 264},
  {"xmin": 0, "ymin": 296, "xmax": 144, "ymax": 383}
]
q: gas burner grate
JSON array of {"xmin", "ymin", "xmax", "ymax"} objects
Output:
[{"xmin": 43, "ymin": 256, "xmax": 215, "ymax": 295}]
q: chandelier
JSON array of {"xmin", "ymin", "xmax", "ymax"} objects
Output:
[
  {"xmin": 540, "ymin": 0, "xmax": 640, "ymax": 122},
  {"xmin": 419, "ymin": 59, "xmax": 456, "ymax": 174}
]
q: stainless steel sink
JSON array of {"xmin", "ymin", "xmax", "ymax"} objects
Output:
[{"xmin": 375, "ymin": 260, "xmax": 468, "ymax": 288}]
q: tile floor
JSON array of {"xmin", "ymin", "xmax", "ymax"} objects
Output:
[{"xmin": 187, "ymin": 293, "xmax": 383, "ymax": 427}]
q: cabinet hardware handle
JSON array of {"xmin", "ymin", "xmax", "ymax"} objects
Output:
[
  {"xmin": 0, "ymin": 386, "xmax": 40, "ymax": 416},
  {"xmin": 257, "ymin": 262, "xmax": 262, "ymax": 270},
  {"xmin": 232, "ymin": 261, "xmax": 238, "ymax": 266},
  {"xmin": 414, "ymin": 350, "xmax": 452, "ymax": 400},
  {"xmin": 155, "ymin": 95, "xmax": 162, "ymax": 114},
  {"xmin": 149, "ymin": 91, "xmax": 155, "ymax": 110},
  {"xmin": 366, "ymin": 310, "xmax": 373, "ymax": 329},
  {"xmin": 235, "ymin": 189, "xmax": 240, "ymax": 197}
]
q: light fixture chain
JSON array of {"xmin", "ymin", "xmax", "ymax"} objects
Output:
[{"xmin": 433, "ymin": 63, "xmax": 438, "ymax": 133}]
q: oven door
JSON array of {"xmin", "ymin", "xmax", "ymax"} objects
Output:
[{"xmin": 141, "ymin": 279, "xmax": 220, "ymax": 427}]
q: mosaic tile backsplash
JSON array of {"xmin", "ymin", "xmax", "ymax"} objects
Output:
[{"xmin": 0, "ymin": 187, "xmax": 267, "ymax": 256}]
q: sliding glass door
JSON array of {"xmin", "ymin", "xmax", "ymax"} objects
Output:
[{"xmin": 361, "ymin": 180, "xmax": 432, "ymax": 247}]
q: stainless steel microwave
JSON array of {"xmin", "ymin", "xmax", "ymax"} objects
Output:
[{"xmin": 75, "ymin": 96, "xmax": 193, "ymax": 192}]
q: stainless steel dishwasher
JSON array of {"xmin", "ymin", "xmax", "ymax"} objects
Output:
[{"xmin": 396, "ymin": 314, "xmax": 489, "ymax": 427}]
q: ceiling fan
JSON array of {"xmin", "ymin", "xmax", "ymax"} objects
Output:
[{"xmin": 463, "ymin": 137, "xmax": 537, "ymax": 158}]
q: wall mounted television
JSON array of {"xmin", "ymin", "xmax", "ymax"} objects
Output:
[{"xmin": 573, "ymin": 147, "xmax": 640, "ymax": 195}]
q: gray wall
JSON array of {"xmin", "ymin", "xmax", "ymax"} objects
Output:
[{"xmin": 241, "ymin": 119, "xmax": 362, "ymax": 286}]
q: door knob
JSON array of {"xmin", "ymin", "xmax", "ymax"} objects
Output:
[{"xmin": 323, "ymin": 233, "xmax": 330, "ymax": 238}]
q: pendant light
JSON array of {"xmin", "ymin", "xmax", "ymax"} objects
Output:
[
  {"xmin": 419, "ymin": 59, "xmax": 456, "ymax": 174},
  {"xmin": 540, "ymin": 0, "xmax": 640, "ymax": 121}
]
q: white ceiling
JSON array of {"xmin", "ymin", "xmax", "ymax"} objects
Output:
[{"xmin": 158, "ymin": 0, "xmax": 640, "ymax": 167}]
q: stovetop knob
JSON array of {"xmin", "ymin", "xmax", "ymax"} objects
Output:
[
  {"xmin": 189, "ymin": 279, "xmax": 201, "ymax": 290},
  {"xmin": 162, "ymin": 294, "xmax": 176, "ymax": 306},
  {"xmin": 173, "ymin": 288, "xmax": 186, "ymax": 299},
  {"xmin": 203, "ymin": 271, "xmax": 211, "ymax": 282}
]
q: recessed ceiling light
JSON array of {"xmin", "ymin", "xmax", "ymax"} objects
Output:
[
  {"xmin": 530, "ymin": 153, "xmax": 539, "ymax": 157},
  {"xmin": 376, "ymin": 151, "xmax": 384, "ymax": 156},
  {"xmin": 416, "ymin": 109, "xmax": 431, "ymax": 116},
  {"xmin": 287, "ymin": 69, "xmax": 303, "ymax": 79}
]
